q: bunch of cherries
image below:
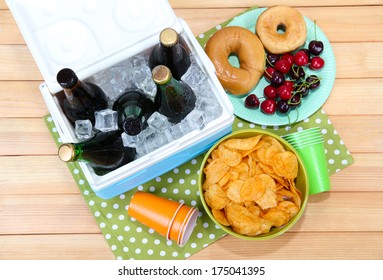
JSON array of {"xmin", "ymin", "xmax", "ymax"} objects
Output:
[{"xmin": 245, "ymin": 28, "xmax": 325, "ymax": 116}]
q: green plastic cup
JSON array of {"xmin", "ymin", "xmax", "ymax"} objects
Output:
[
  {"xmin": 292, "ymin": 142, "xmax": 331, "ymax": 195},
  {"xmin": 288, "ymin": 138, "xmax": 325, "ymax": 150},
  {"xmin": 283, "ymin": 127, "xmax": 322, "ymax": 141}
]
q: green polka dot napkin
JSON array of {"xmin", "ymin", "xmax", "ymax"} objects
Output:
[{"xmin": 42, "ymin": 7, "xmax": 353, "ymax": 260}]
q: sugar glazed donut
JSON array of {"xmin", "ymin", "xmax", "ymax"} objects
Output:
[
  {"xmin": 256, "ymin": 6, "xmax": 307, "ymax": 54},
  {"xmin": 205, "ymin": 26, "xmax": 265, "ymax": 95}
]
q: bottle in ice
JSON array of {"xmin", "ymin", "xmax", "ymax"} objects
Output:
[
  {"xmin": 152, "ymin": 65, "xmax": 196, "ymax": 124},
  {"xmin": 58, "ymin": 130, "xmax": 136, "ymax": 176},
  {"xmin": 148, "ymin": 28, "xmax": 191, "ymax": 80},
  {"xmin": 112, "ymin": 89, "xmax": 156, "ymax": 136},
  {"xmin": 57, "ymin": 68, "xmax": 108, "ymax": 125}
]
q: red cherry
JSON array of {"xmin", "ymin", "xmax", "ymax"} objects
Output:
[
  {"xmin": 244, "ymin": 94, "xmax": 260, "ymax": 109},
  {"xmin": 264, "ymin": 67, "xmax": 276, "ymax": 82},
  {"xmin": 260, "ymin": 99, "xmax": 277, "ymax": 114},
  {"xmin": 275, "ymin": 59, "xmax": 292, "ymax": 74},
  {"xmin": 284, "ymin": 80, "xmax": 295, "ymax": 89},
  {"xmin": 278, "ymin": 85, "xmax": 293, "ymax": 100},
  {"xmin": 281, "ymin": 53, "xmax": 294, "ymax": 66},
  {"xmin": 294, "ymin": 50, "xmax": 309, "ymax": 66},
  {"xmin": 309, "ymin": 56, "xmax": 325, "ymax": 70},
  {"xmin": 263, "ymin": 85, "xmax": 278, "ymax": 100}
]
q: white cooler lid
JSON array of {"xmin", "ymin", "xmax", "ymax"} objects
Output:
[{"xmin": 6, "ymin": 0, "xmax": 181, "ymax": 93}]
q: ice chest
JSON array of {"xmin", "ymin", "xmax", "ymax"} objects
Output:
[{"xmin": 7, "ymin": 0, "xmax": 234, "ymax": 199}]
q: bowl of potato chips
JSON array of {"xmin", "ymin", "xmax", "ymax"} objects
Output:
[{"xmin": 198, "ymin": 129, "xmax": 309, "ymax": 240}]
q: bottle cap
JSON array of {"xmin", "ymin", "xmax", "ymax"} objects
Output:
[
  {"xmin": 152, "ymin": 65, "xmax": 172, "ymax": 85},
  {"xmin": 159, "ymin": 28, "xmax": 179, "ymax": 47},
  {"xmin": 58, "ymin": 143, "xmax": 76, "ymax": 162},
  {"xmin": 123, "ymin": 117, "xmax": 143, "ymax": 136},
  {"xmin": 57, "ymin": 68, "xmax": 79, "ymax": 89}
]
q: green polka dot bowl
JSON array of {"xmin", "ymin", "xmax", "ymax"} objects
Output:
[{"xmin": 198, "ymin": 129, "xmax": 309, "ymax": 240}]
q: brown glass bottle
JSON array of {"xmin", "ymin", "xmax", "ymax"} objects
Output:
[
  {"xmin": 58, "ymin": 130, "xmax": 135, "ymax": 176},
  {"xmin": 112, "ymin": 89, "xmax": 156, "ymax": 136},
  {"xmin": 148, "ymin": 28, "xmax": 191, "ymax": 80},
  {"xmin": 57, "ymin": 68, "xmax": 108, "ymax": 125},
  {"xmin": 152, "ymin": 65, "xmax": 196, "ymax": 124}
]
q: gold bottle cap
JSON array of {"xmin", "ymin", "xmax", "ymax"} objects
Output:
[
  {"xmin": 58, "ymin": 143, "xmax": 76, "ymax": 162},
  {"xmin": 152, "ymin": 65, "xmax": 172, "ymax": 85},
  {"xmin": 159, "ymin": 28, "xmax": 179, "ymax": 47}
]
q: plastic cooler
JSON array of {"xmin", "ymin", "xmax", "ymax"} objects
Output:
[{"xmin": 6, "ymin": 0, "xmax": 234, "ymax": 199}]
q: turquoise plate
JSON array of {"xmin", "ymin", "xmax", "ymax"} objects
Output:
[{"xmin": 226, "ymin": 8, "xmax": 336, "ymax": 126}]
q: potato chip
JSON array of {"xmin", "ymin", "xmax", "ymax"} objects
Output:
[
  {"xmin": 223, "ymin": 135, "xmax": 262, "ymax": 151},
  {"xmin": 240, "ymin": 175, "xmax": 266, "ymax": 201},
  {"xmin": 262, "ymin": 136, "xmax": 285, "ymax": 152},
  {"xmin": 203, "ymin": 159, "xmax": 230, "ymax": 190},
  {"xmin": 264, "ymin": 145, "xmax": 281, "ymax": 166},
  {"xmin": 255, "ymin": 142, "xmax": 271, "ymax": 165},
  {"xmin": 247, "ymin": 205, "xmax": 262, "ymax": 217},
  {"xmin": 230, "ymin": 161, "xmax": 249, "ymax": 180},
  {"xmin": 226, "ymin": 204, "xmax": 272, "ymax": 236},
  {"xmin": 204, "ymin": 184, "xmax": 230, "ymax": 210},
  {"xmin": 226, "ymin": 180, "xmax": 245, "ymax": 203},
  {"xmin": 218, "ymin": 171, "xmax": 239, "ymax": 188},
  {"xmin": 212, "ymin": 209, "xmax": 230, "ymax": 226},
  {"xmin": 254, "ymin": 174, "xmax": 277, "ymax": 210},
  {"xmin": 263, "ymin": 208, "xmax": 290, "ymax": 227},
  {"xmin": 277, "ymin": 201, "xmax": 299, "ymax": 218},
  {"xmin": 218, "ymin": 144, "xmax": 243, "ymax": 166},
  {"xmin": 272, "ymin": 151, "xmax": 298, "ymax": 179}
]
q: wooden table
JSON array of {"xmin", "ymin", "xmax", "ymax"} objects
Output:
[{"xmin": 1, "ymin": 0, "xmax": 382, "ymax": 260}]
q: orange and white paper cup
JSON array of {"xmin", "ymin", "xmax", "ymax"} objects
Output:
[{"xmin": 128, "ymin": 191, "xmax": 198, "ymax": 246}]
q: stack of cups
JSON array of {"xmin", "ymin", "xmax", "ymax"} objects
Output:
[
  {"xmin": 283, "ymin": 127, "xmax": 331, "ymax": 195},
  {"xmin": 128, "ymin": 191, "xmax": 199, "ymax": 246}
]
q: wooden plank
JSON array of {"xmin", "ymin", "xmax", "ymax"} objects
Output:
[
  {"xmin": 190, "ymin": 232, "xmax": 383, "ymax": 260},
  {"xmin": 0, "ymin": 194, "xmax": 100, "ymax": 234},
  {"xmin": 0, "ymin": 232, "xmax": 381, "ymax": 260},
  {"xmin": 0, "ymin": 155, "xmax": 79, "ymax": 195},
  {"xmin": 323, "ymin": 79, "xmax": 383, "ymax": 116},
  {"xmin": 1, "ymin": 192, "xmax": 382, "ymax": 235},
  {"xmin": 0, "ymin": 81, "xmax": 47, "ymax": 118},
  {"xmin": 174, "ymin": 6, "xmax": 383, "ymax": 42},
  {"xmin": 328, "ymin": 115, "xmax": 383, "ymax": 154},
  {"xmin": 0, "ymin": 45, "xmax": 41, "ymax": 80},
  {"xmin": 0, "ymin": 234, "xmax": 115, "ymax": 260},
  {"xmin": 0, "ymin": 10, "xmax": 24, "ymax": 44},
  {"xmin": 1, "ymin": 42, "xmax": 382, "ymax": 81},
  {"xmin": 3, "ymin": 6, "xmax": 383, "ymax": 45},
  {"xmin": 0, "ymin": 118, "xmax": 57, "ymax": 156},
  {"xmin": 169, "ymin": 0, "xmax": 383, "ymax": 8},
  {"xmin": 330, "ymin": 153, "xmax": 383, "ymax": 192}
]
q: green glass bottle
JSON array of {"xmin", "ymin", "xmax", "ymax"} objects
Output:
[
  {"xmin": 152, "ymin": 65, "xmax": 196, "ymax": 124},
  {"xmin": 57, "ymin": 68, "xmax": 108, "ymax": 125},
  {"xmin": 148, "ymin": 28, "xmax": 191, "ymax": 80},
  {"xmin": 112, "ymin": 89, "xmax": 156, "ymax": 136},
  {"xmin": 58, "ymin": 130, "xmax": 135, "ymax": 176}
]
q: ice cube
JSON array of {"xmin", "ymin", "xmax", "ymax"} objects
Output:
[
  {"xmin": 121, "ymin": 132, "xmax": 139, "ymax": 148},
  {"xmin": 195, "ymin": 97, "xmax": 223, "ymax": 122},
  {"xmin": 147, "ymin": 112, "xmax": 171, "ymax": 131},
  {"xmin": 94, "ymin": 109, "xmax": 119, "ymax": 132},
  {"xmin": 131, "ymin": 64, "xmax": 157, "ymax": 101},
  {"xmin": 185, "ymin": 109, "xmax": 205, "ymax": 130},
  {"xmin": 74, "ymin": 119, "xmax": 94, "ymax": 140},
  {"xmin": 169, "ymin": 122, "xmax": 191, "ymax": 140},
  {"xmin": 181, "ymin": 60, "xmax": 208, "ymax": 90}
]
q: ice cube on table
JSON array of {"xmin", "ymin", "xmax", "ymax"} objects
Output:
[
  {"xmin": 147, "ymin": 112, "xmax": 171, "ymax": 131},
  {"xmin": 94, "ymin": 109, "xmax": 119, "ymax": 132},
  {"xmin": 75, "ymin": 119, "xmax": 94, "ymax": 140}
]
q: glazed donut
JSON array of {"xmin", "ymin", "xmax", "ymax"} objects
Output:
[
  {"xmin": 256, "ymin": 6, "xmax": 307, "ymax": 54},
  {"xmin": 205, "ymin": 26, "xmax": 265, "ymax": 95}
]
